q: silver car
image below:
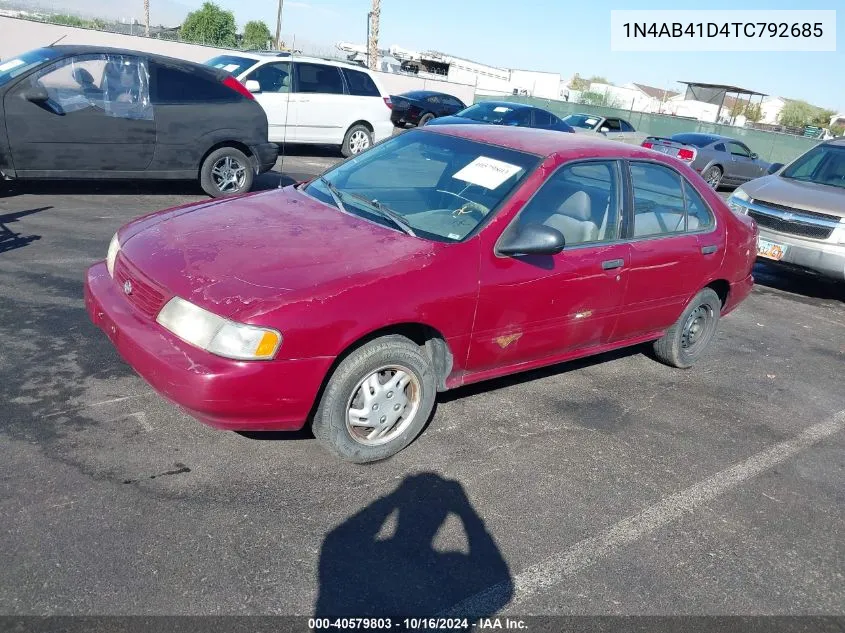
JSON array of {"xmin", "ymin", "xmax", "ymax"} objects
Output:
[
  {"xmin": 642, "ymin": 133, "xmax": 771, "ymax": 188},
  {"xmin": 727, "ymin": 137, "xmax": 845, "ymax": 281},
  {"xmin": 561, "ymin": 113, "xmax": 643, "ymax": 144}
]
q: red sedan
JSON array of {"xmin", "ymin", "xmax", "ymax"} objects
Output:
[{"xmin": 85, "ymin": 125, "xmax": 757, "ymax": 463}]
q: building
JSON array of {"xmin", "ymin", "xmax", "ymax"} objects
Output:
[{"xmin": 585, "ymin": 82, "xmax": 678, "ymax": 113}]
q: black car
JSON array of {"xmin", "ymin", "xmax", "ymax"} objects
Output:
[
  {"xmin": 390, "ymin": 90, "xmax": 466, "ymax": 128},
  {"xmin": 424, "ymin": 101, "xmax": 574, "ymax": 133},
  {"xmin": 0, "ymin": 45, "xmax": 278, "ymax": 197}
]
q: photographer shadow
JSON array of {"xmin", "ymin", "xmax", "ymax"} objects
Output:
[{"xmin": 315, "ymin": 473, "xmax": 513, "ymax": 622}]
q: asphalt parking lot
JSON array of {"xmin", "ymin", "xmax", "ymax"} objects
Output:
[{"xmin": 1, "ymin": 149, "xmax": 843, "ymax": 619}]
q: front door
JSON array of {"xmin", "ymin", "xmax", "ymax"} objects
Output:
[
  {"xmin": 614, "ymin": 160, "xmax": 726, "ymax": 340},
  {"xmin": 289, "ymin": 62, "xmax": 347, "ymax": 144},
  {"xmin": 243, "ymin": 61, "xmax": 294, "ymax": 144},
  {"xmin": 727, "ymin": 141, "xmax": 760, "ymax": 183},
  {"xmin": 468, "ymin": 160, "xmax": 630, "ymax": 376},
  {"xmin": 4, "ymin": 53, "xmax": 155, "ymax": 174}
]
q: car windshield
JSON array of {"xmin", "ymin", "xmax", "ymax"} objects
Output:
[
  {"xmin": 204, "ymin": 55, "xmax": 257, "ymax": 76},
  {"xmin": 671, "ymin": 133, "xmax": 719, "ymax": 148},
  {"xmin": 562, "ymin": 114, "xmax": 601, "ymax": 130},
  {"xmin": 304, "ymin": 129, "xmax": 540, "ymax": 242},
  {"xmin": 457, "ymin": 103, "xmax": 523, "ymax": 124},
  {"xmin": 0, "ymin": 47, "xmax": 63, "ymax": 87},
  {"xmin": 781, "ymin": 144, "xmax": 845, "ymax": 189}
]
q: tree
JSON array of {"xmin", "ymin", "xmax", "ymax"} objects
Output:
[
  {"xmin": 778, "ymin": 100, "xmax": 820, "ymax": 127},
  {"xmin": 812, "ymin": 108, "xmax": 836, "ymax": 127},
  {"xmin": 180, "ymin": 2, "xmax": 237, "ymax": 47},
  {"xmin": 577, "ymin": 90, "xmax": 622, "ymax": 109},
  {"xmin": 744, "ymin": 102, "xmax": 762, "ymax": 123},
  {"xmin": 831, "ymin": 124, "xmax": 845, "ymax": 138},
  {"xmin": 242, "ymin": 20, "xmax": 272, "ymax": 50},
  {"xmin": 570, "ymin": 74, "xmax": 612, "ymax": 91}
]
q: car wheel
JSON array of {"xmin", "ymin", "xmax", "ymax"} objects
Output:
[
  {"xmin": 417, "ymin": 113, "xmax": 435, "ymax": 127},
  {"xmin": 653, "ymin": 288, "xmax": 722, "ymax": 369},
  {"xmin": 702, "ymin": 165, "xmax": 722, "ymax": 189},
  {"xmin": 312, "ymin": 335, "xmax": 437, "ymax": 463},
  {"xmin": 341, "ymin": 124, "xmax": 373, "ymax": 157},
  {"xmin": 200, "ymin": 147, "xmax": 254, "ymax": 198}
]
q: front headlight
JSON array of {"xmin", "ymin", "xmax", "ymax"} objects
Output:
[
  {"xmin": 728, "ymin": 188, "xmax": 750, "ymax": 214},
  {"xmin": 106, "ymin": 233, "xmax": 120, "ymax": 278},
  {"xmin": 156, "ymin": 297, "xmax": 282, "ymax": 361}
]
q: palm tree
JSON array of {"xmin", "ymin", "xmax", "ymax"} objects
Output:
[{"xmin": 144, "ymin": 0, "xmax": 150, "ymax": 36}]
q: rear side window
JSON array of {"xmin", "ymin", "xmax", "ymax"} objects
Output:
[
  {"xmin": 295, "ymin": 63, "xmax": 344, "ymax": 94},
  {"xmin": 341, "ymin": 68, "xmax": 380, "ymax": 97},
  {"xmin": 683, "ymin": 183, "xmax": 714, "ymax": 230},
  {"xmin": 151, "ymin": 63, "xmax": 238, "ymax": 103},
  {"xmin": 630, "ymin": 162, "xmax": 713, "ymax": 236}
]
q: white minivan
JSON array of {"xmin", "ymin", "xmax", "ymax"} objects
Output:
[{"xmin": 205, "ymin": 52, "xmax": 393, "ymax": 157}]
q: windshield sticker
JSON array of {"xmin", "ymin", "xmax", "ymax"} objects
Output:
[
  {"xmin": 448, "ymin": 233, "xmax": 461, "ymax": 240},
  {"xmin": 453, "ymin": 156, "xmax": 522, "ymax": 190},
  {"xmin": 0, "ymin": 59, "xmax": 25, "ymax": 72},
  {"xmin": 585, "ymin": 118, "xmax": 599, "ymax": 125},
  {"xmin": 493, "ymin": 106, "xmax": 511, "ymax": 113},
  {"xmin": 223, "ymin": 63, "xmax": 241, "ymax": 72}
]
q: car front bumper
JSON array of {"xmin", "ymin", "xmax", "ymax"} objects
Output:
[
  {"xmin": 85, "ymin": 262, "xmax": 332, "ymax": 431},
  {"xmin": 756, "ymin": 228, "xmax": 845, "ymax": 281},
  {"xmin": 252, "ymin": 142, "xmax": 279, "ymax": 174}
]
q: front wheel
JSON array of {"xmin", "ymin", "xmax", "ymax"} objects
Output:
[
  {"xmin": 341, "ymin": 124, "xmax": 374, "ymax": 157},
  {"xmin": 312, "ymin": 335, "xmax": 437, "ymax": 463},
  {"xmin": 702, "ymin": 165, "xmax": 722, "ymax": 189},
  {"xmin": 200, "ymin": 147, "xmax": 254, "ymax": 197},
  {"xmin": 653, "ymin": 288, "xmax": 722, "ymax": 369}
]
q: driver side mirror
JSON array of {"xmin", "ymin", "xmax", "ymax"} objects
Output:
[
  {"xmin": 750, "ymin": 152, "xmax": 759, "ymax": 159},
  {"xmin": 244, "ymin": 79, "xmax": 261, "ymax": 93},
  {"xmin": 767, "ymin": 162, "xmax": 784, "ymax": 175},
  {"xmin": 23, "ymin": 85, "xmax": 49, "ymax": 103},
  {"xmin": 599, "ymin": 126, "xmax": 610, "ymax": 133},
  {"xmin": 498, "ymin": 223, "xmax": 566, "ymax": 257}
]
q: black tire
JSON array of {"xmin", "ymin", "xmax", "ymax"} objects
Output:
[
  {"xmin": 653, "ymin": 288, "xmax": 722, "ymax": 369},
  {"xmin": 702, "ymin": 165, "xmax": 723, "ymax": 189},
  {"xmin": 417, "ymin": 113, "xmax": 435, "ymax": 127},
  {"xmin": 312, "ymin": 335, "xmax": 437, "ymax": 463},
  {"xmin": 199, "ymin": 147, "xmax": 254, "ymax": 198},
  {"xmin": 341, "ymin": 124, "xmax": 374, "ymax": 158}
]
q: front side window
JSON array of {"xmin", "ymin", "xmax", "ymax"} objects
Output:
[
  {"xmin": 603, "ymin": 119, "xmax": 622, "ymax": 132},
  {"xmin": 781, "ymin": 144, "xmax": 845, "ymax": 188},
  {"xmin": 303, "ymin": 129, "xmax": 540, "ymax": 242},
  {"xmin": 509, "ymin": 161, "xmax": 620, "ymax": 247},
  {"xmin": 246, "ymin": 61, "xmax": 291, "ymax": 93},
  {"xmin": 728, "ymin": 142, "xmax": 751, "ymax": 157},
  {"xmin": 342, "ymin": 68, "xmax": 380, "ymax": 97},
  {"xmin": 29, "ymin": 54, "xmax": 151, "ymax": 120},
  {"xmin": 630, "ymin": 162, "xmax": 713, "ymax": 236},
  {"xmin": 295, "ymin": 63, "xmax": 344, "ymax": 94},
  {"xmin": 562, "ymin": 114, "xmax": 601, "ymax": 130}
]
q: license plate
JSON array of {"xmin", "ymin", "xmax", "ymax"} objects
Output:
[
  {"xmin": 653, "ymin": 145, "xmax": 675, "ymax": 155},
  {"xmin": 757, "ymin": 238, "xmax": 787, "ymax": 261}
]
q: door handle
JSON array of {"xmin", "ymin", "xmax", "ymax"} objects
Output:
[
  {"xmin": 701, "ymin": 245, "xmax": 718, "ymax": 255},
  {"xmin": 601, "ymin": 258, "xmax": 624, "ymax": 270}
]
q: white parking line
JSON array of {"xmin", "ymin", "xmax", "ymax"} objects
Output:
[{"xmin": 443, "ymin": 409, "xmax": 845, "ymax": 618}]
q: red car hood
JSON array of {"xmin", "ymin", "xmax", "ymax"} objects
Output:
[{"xmin": 119, "ymin": 187, "xmax": 439, "ymax": 320}]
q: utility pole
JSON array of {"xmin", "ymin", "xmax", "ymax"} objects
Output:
[
  {"xmin": 144, "ymin": 0, "xmax": 149, "ymax": 36},
  {"xmin": 275, "ymin": 0, "xmax": 284, "ymax": 50},
  {"xmin": 367, "ymin": 0, "xmax": 380, "ymax": 71}
]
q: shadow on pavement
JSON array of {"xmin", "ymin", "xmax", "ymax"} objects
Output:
[
  {"xmin": 314, "ymin": 473, "xmax": 512, "ymax": 621},
  {"xmin": 752, "ymin": 261, "xmax": 844, "ymax": 302},
  {"xmin": 0, "ymin": 207, "xmax": 50, "ymax": 254}
]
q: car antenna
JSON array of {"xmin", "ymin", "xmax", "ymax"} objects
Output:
[
  {"xmin": 47, "ymin": 35, "xmax": 67, "ymax": 47},
  {"xmin": 278, "ymin": 34, "xmax": 295, "ymax": 189}
]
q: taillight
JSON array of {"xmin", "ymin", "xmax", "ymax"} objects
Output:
[
  {"xmin": 383, "ymin": 96, "xmax": 392, "ymax": 109},
  {"xmin": 222, "ymin": 75, "xmax": 254, "ymax": 100},
  {"xmin": 642, "ymin": 141, "xmax": 654, "ymax": 149},
  {"xmin": 677, "ymin": 148, "xmax": 695, "ymax": 161}
]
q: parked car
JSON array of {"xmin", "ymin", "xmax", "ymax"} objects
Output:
[
  {"xmin": 205, "ymin": 52, "xmax": 392, "ymax": 157},
  {"xmin": 727, "ymin": 137, "xmax": 845, "ymax": 281},
  {"xmin": 0, "ymin": 45, "xmax": 277, "ymax": 197},
  {"xmin": 425, "ymin": 101, "xmax": 574, "ymax": 132},
  {"xmin": 85, "ymin": 126, "xmax": 756, "ymax": 463},
  {"xmin": 642, "ymin": 133, "xmax": 771, "ymax": 188},
  {"xmin": 561, "ymin": 113, "xmax": 642, "ymax": 144},
  {"xmin": 390, "ymin": 90, "xmax": 466, "ymax": 128}
]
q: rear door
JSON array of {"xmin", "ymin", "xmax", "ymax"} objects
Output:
[
  {"xmin": 614, "ymin": 161, "xmax": 724, "ymax": 341},
  {"xmin": 4, "ymin": 53, "xmax": 155, "ymax": 174},
  {"xmin": 242, "ymin": 61, "xmax": 293, "ymax": 143},
  {"xmin": 290, "ymin": 62, "xmax": 347, "ymax": 143}
]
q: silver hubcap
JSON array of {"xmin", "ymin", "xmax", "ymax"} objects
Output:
[
  {"xmin": 211, "ymin": 155, "xmax": 247, "ymax": 193},
  {"xmin": 346, "ymin": 365, "xmax": 421, "ymax": 446},
  {"xmin": 349, "ymin": 130, "xmax": 370, "ymax": 154},
  {"xmin": 706, "ymin": 170, "xmax": 721, "ymax": 187},
  {"xmin": 681, "ymin": 305, "xmax": 711, "ymax": 350}
]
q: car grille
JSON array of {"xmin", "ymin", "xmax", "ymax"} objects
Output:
[
  {"xmin": 748, "ymin": 199, "xmax": 838, "ymax": 240},
  {"xmin": 114, "ymin": 255, "xmax": 166, "ymax": 318}
]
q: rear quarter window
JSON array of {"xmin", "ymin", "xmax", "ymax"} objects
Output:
[
  {"xmin": 151, "ymin": 63, "xmax": 239, "ymax": 103},
  {"xmin": 341, "ymin": 68, "xmax": 381, "ymax": 97}
]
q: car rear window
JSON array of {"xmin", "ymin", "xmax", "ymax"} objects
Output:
[
  {"xmin": 671, "ymin": 133, "xmax": 718, "ymax": 148},
  {"xmin": 151, "ymin": 63, "xmax": 240, "ymax": 103},
  {"xmin": 205, "ymin": 55, "xmax": 257, "ymax": 77},
  {"xmin": 342, "ymin": 68, "xmax": 380, "ymax": 97}
]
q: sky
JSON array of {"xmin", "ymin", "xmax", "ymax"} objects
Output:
[{"xmin": 68, "ymin": 0, "xmax": 845, "ymax": 111}]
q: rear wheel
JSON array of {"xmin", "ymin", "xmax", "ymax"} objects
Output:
[
  {"xmin": 312, "ymin": 335, "xmax": 436, "ymax": 463},
  {"xmin": 702, "ymin": 165, "xmax": 722, "ymax": 189},
  {"xmin": 653, "ymin": 288, "xmax": 722, "ymax": 369},
  {"xmin": 417, "ymin": 113, "xmax": 435, "ymax": 127},
  {"xmin": 200, "ymin": 147, "xmax": 254, "ymax": 198},
  {"xmin": 341, "ymin": 124, "xmax": 373, "ymax": 157}
]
